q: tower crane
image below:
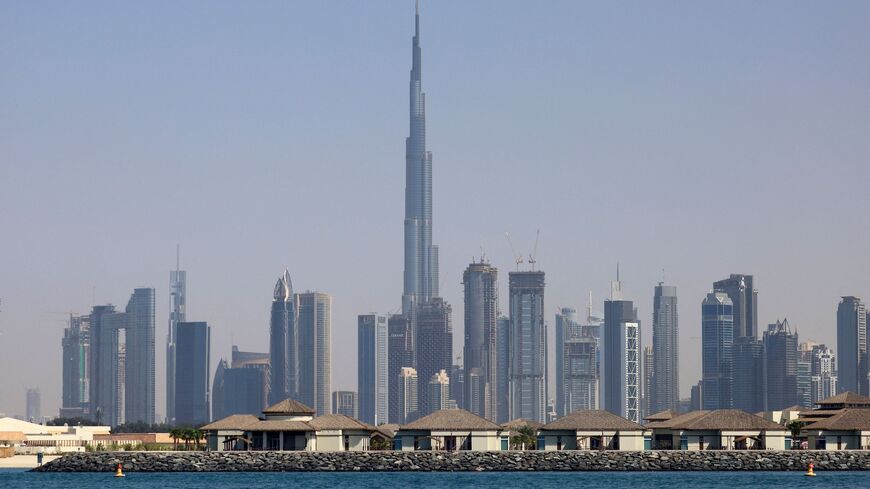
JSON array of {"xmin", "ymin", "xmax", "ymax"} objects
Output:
[
  {"xmin": 528, "ymin": 229, "xmax": 540, "ymax": 271},
  {"xmin": 504, "ymin": 232, "xmax": 524, "ymax": 271}
]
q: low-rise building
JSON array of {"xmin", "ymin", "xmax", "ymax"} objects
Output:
[
  {"xmin": 645, "ymin": 409, "xmax": 788, "ymax": 450},
  {"xmin": 797, "ymin": 392, "xmax": 870, "ymax": 450},
  {"xmin": 539, "ymin": 410, "xmax": 645, "ymax": 451},
  {"xmin": 0, "ymin": 417, "xmax": 110, "ymax": 454},
  {"xmin": 395, "ymin": 409, "xmax": 505, "ymax": 451}
]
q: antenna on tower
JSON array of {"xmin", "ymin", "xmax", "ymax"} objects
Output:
[
  {"xmin": 528, "ymin": 229, "xmax": 540, "ymax": 271},
  {"xmin": 504, "ymin": 232, "xmax": 524, "ymax": 271},
  {"xmin": 176, "ymin": 244, "xmax": 181, "ymax": 271},
  {"xmin": 586, "ymin": 291, "xmax": 593, "ymax": 323}
]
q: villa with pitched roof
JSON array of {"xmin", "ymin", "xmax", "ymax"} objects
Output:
[
  {"xmin": 394, "ymin": 409, "xmax": 505, "ymax": 451},
  {"xmin": 538, "ymin": 410, "xmax": 646, "ymax": 450},
  {"xmin": 798, "ymin": 392, "xmax": 870, "ymax": 449},
  {"xmin": 644, "ymin": 409, "xmax": 788, "ymax": 450}
]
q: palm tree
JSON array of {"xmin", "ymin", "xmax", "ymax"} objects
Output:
[
  {"xmin": 169, "ymin": 428, "xmax": 182, "ymax": 451},
  {"xmin": 191, "ymin": 429, "xmax": 203, "ymax": 450}
]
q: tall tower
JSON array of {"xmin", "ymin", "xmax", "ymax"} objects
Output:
[
  {"xmin": 603, "ymin": 297, "xmax": 640, "ymax": 422},
  {"xmin": 269, "ymin": 270, "xmax": 296, "ymax": 404},
  {"xmin": 462, "ymin": 260, "xmax": 499, "ymax": 421},
  {"xmin": 402, "ymin": 0, "xmax": 438, "ymax": 318},
  {"xmin": 174, "ymin": 321, "xmax": 211, "ymax": 425},
  {"xmin": 415, "ymin": 297, "xmax": 452, "ymax": 417},
  {"xmin": 508, "ymin": 271, "xmax": 547, "ymax": 423},
  {"xmin": 166, "ymin": 247, "xmax": 186, "ymax": 425},
  {"xmin": 296, "ymin": 291, "xmax": 332, "ymax": 415},
  {"xmin": 701, "ymin": 291, "xmax": 734, "ymax": 410},
  {"xmin": 837, "ymin": 296, "xmax": 867, "ymax": 395},
  {"xmin": 358, "ymin": 313, "xmax": 389, "ymax": 425},
  {"xmin": 651, "ymin": 283, "xmax": 678, "ymax": 414},
  {"xmin": 713, "ymin": 274, "xmax": 757, "ymax": 339}
]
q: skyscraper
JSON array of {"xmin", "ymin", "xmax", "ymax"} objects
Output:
[
  {"xmin": 643, "ymin": 345, "xmax": 654, "ymax": 418},
  {"xmin": 462, "ymin": 260, "xmax": 499, "ymax": 421},
  {"xmin": 603, "ymin": 295, "xmax": 640, "ymax": 422},
  {"xmin": 732, "ymin": 337, "xmax": 764, "ymax": 413},
  {"xmin": 399, "ymin": 367, "xmax": 419, "ymax": 423},
  {"xmin": 555, "ymin": 307, "xmax": 581, "ymax": 417},
  {"xmin": 495, "ymin": 316, "xmax": 510, "ymax": 423},
  {"xmin": 125, "ymin": 288, "xmax": 156, "ymax": 425},
  {"xmin": 89, "ymin": 304, "xmax": 123, "ymax": 426},
  {"xmin": 428, "ymin": 370, "xmax": 451, "ymax": 412},
  {"xmin": 763, "ymin": 319, "xmax": 798, "ymax": 411},
  {"xmin": 165, "ymin": 251, "xmax": 186, "ymax": 425},
  {"xmin": 332, "ymin": 391, "xmax": 358, "ymax": 418},
  {"xmin": 358, "ymin": 314, "xmax": 389, "ymax": 425},
  {"xmin": 810, "ymin": 345, "xmax": 838, "ymax": 404},
  {"xmin": 402, "ymin": 0, "xmax": 438, "ymax": 318},
  {"xmin": 297, "ymin": 291, "xmax": 332, "ymax": 415},
  {"xmin": 712, "ymin": 274, "xmax": 757, "ymax": 339},
  {"xmin": 415, "ymin": 297, "xmax": 452, "ymax": 417},
  {"xmin": 701, "ymin": 291, "xmax": 733, "ymax": 410},
  {"xmin": 562, "ymin": 336, "xmax": 599, "ymax": 413},
  {"xmin": 651, "ymin": 283, "xmax": 679, "ymax": 414},
  {"xmin": 61, "ymin": 314, "xmax": 90, "ymax": 415},
  {"xmin": 388, "ymin": 315, "xmax": 413, "ymax": 423},
  {"xmin": 26, "ymin": 388, "xmax": 41, "ymax": 423},
  {"xmin": 269, "ymin": 269, "xmax": 296, "ymax": 405},
  {"xmin": 508, "ymin": 271, "xmax": 547, "ymax": 423},
  {"xmin": 213, "ymin": 348, "xmax": 270, "ymax": 420},
  {"xmin": 174, "ymin": 321, "xmax": 210, "ymax": 425},
  {"xmin": 837, "ymin": 296, "xmax": 867, "ymax": 395}
]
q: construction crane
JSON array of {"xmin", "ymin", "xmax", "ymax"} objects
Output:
[
  {"xmin": 528, "ymin": 229, "xmax": 540, "ymax": 271},
  {"xmin": 504, "ymin": 232, "xmax": 524, "ymax": 271}
]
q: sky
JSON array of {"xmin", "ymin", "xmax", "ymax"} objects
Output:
[{"xmin": 1, "ymin": 0, "xmax": 869, "ymax": 419}]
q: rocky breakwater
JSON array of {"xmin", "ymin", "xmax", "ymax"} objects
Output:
[{"xmin": 33, "ymin": 450, "xmax": 870, "ymax": 472}]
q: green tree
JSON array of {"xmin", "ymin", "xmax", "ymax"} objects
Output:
[{"xmin": 510, "ymin": 425, "xmax": 537, "ymax": 450}]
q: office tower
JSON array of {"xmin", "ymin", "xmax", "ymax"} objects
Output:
[
  {"xmin": 26, "ymin": 388, "xmax": 41, "ymax": 423},
  {"xmin": 643, "ymin": 346, "xmax": 653, "ymax": 418},
  {"xmin": 701, "ymin": 291, "xmax": 733, "ymax": 410},
  {"xmin": 211, "ymin": 359, "xmax": 228, "ymax": 421},
  {"xmin": 462, "ymin": 260, "xmax": 499, "ymax": 421},
  {"xmin": 603, "ymin": 270, "xmax": 640, "ymax": 422},
  {"xmin": 332, "ymin": 391, "xmax": 359, "ymax": 418},
  {"xmin": 732, "ymin": 337, "xmax": 764, "ymax": 413},
  {"xmin": 690, "ymin": 381, "xmax": 703, "ymax": 411},
  {"xmin": 297, "ymin": 291, "xmax": 332, "ymax": 414},
  {"xmin": 428, "ymin": 370, "xmax": 451, "ymax": 412},
  {"xmin": 415, "ymin": 297, "xmax": 452, "ymax": 417},
  {"xmin": 449, "ymin": 363, "xmax": 465, "ymax": 409},
  {"xmin": 809, "ymin": 345, "xmax": 837, "ymax": 404},
  {"xmin": 651, "ymin": 283, "xmax": 679, "ymax": 414},
  {"xmin": 213, "ymin": 354, "xmax": 269, "ymax": 420},
  {"xmin": 495, "ymin": 316, "xmax": 510, "ymax": 423},
  {"xmin": 388, "ymin": 315, "xmax": 413, "ymax": 423},
  {"xmin": 358, "ymin": 314, "xmax": 389, "ymax": 425},
  {"xmin": 61, "ymin": 314, "xmax": 90, "ymax": 414},
  {"xmin": 712, "ymin": 274, "xmax": 757, "ymax": 339},
  {"xmin": 165, "ymin": 251, "xmax": 186, "ymax": 425},
  {"xmin": 562, "ymin": 336, "xmax": 599, "ymax": 413},
  {"xmin": 555, "ymin": 308, "xmax": 581, "ymax": 417},
  {"xmin": 837, "ymin": 296, "xmax": 867, "ymax": 395},
  {"xmin": 89, "ymin": 304, "xmax": 123, "ymax": 426},
  {"xmin": 124, "ymin": 288, "xmax": 156, "ymax": 424},
  {"xmin": 269, "ymin": 269, "xmax": 296, "ymax": 404},
  {"xmin": 762, "ymin": 319, "xmax": 798, "ymax": 411},
  {"xmin": 174, "ymin": 321, "xmax": 211, "ymax": 425},
  {"xmin": 509, "ymin": 271, "xmax": 547, "ymax": 423},
  {"xmin": 399, "ymin": 367, "xmax": 418, "ymax": 423},
  {"xmin": 797, "ymin": 359, "xmax": 812, "ymax": 409},
  {"xmin": 231, "ymin": 346, "xmax": 270, "ymax": 370},
  {"xmin": 401, "ymin": 0, "xmax": 438, "ymax": 318}
]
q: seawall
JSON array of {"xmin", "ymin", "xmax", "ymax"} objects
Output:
[{"xmin": 32, "ymin": 450, "xmax": 870, "ymax": 472}]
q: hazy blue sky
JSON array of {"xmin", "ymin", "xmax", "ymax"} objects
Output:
[{"xmin": 1, "ymin": 0, "xmax": 869, "ymax": 418}]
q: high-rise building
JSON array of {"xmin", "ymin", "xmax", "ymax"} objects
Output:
[
  {"xmin": 763, "ymin": 319, "xmax": 798, "ymax": 411},
  {"xmin": 449, "ymin": 363, "xmax": 465, "ymax": 410},
  {"xmin": 808, "ymin": 345, "xmax": 837, "ymax": 405},
  {"xmin": 651, "ymin": 283, "xmax": 678, "ymax": 414},
  {"xmin": 415, "ymin": 297, "xmax": 452, "ymax": 417},
  {"xmin": 388, "ymin": 315, "xmax": 413, "ymax": 423},
  {"xmin": 509, "ymin": 271, "xmax": 547, "ymax": 423},
  {"xmin": 332, "ymin": 391, "xmax": 358, "ymax": 418},
  {"xmin": 399, "ymin": 367, "xmax": 419, "ymax": 423},
  {"xmin": 603, "ymin": 295, "xmax": 640, "ymax": 423},
  {"xmin": 462, "ymin": 260, "xmax": 499, "ymax": 421},
  {"xmin": 358, "ymin": 314, "xmax": 389, "ymax": 425},
  {"xmin": 701, "ymin": 291, "xmax": 733, "ymax": 410},
  {"xmin": 61, "ymin": 314, "xmax": 90, "ymax": 415},
  {"xmin": 213, "ymin": 352, "xmax": 269, "ymax": 420},
  {"xmin": 124, "ymin": 288, "xmax": 156, "ymax": 425},
  {"xmin": 211, "ymin": 359, "xmax": 227, "ymax": 421},
  {"xmin": 26, "ymin": 388, "xmax": 41, "ymax": 423},
  {"xmin": 643, "ymin": 345, "xmax": 654, "ymax": 418},
  {"xmin": 797, "ymin": 359, "xmax": 812, "ymax": 409},
  {"xmin": 428, "ymin": 370, "xmax": 451, "ymax": 412},
  {"xmin": 712, "ymin": 274, "xmax": 757, "ymax": 339},
  {"xmin": 732, "ymin": 337, "xmax": 764, "ymax": 413},
  {"xmin": 89, "ymin": 304, "xmax": 123, "ymax": 426},
  {"xmin": 495, "ymin": 316, "xmax": 510, "ymax": 423},
  {"xmin": 297, "ymin": 291, "xmax": 332, "ymax": 415},
  {"xmin": 231, "ymin": 346, "xmax": 270, "ymax": 369},
  {"xmin": 555, "ymin": 307, "xmax": 581, "ymax": 417},
  {"xmin": 269, "ymin": 270, "xmax": 296, "ymax": 404},
  {"xmin": 165, "ymin": 252, "xmax": 186, "ymax": 425},
  {"xmin": 401, "ymin": 0, "xmax": 438, "ymax": 318},
  {"xmin": 562, "ymin": 336, "xmax": 599, "ymax": 413},
  {"xmin": 690, "ymin": 381, "xmax": 703, "ymax": 411},
  {"xmin": 174, "ymin": 321, "xmax": 210, "ymax": 425},
  {"xmin": 837, "ymin": 296, "xmax": 867, "ymax": 395}
]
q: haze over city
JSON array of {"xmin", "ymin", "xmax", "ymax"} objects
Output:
[{"xmin": 1, "ymin": 0, "xmax": 869, "ymax": 420}]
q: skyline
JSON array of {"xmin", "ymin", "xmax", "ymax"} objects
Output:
[{"xmin": 2, "ymin": 0, "xmax": 870, "ymax": 418}]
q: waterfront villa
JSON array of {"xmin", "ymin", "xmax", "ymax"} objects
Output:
[
  {"xmin": 538, "ymin": 410, "xmax": 646, "ymax": 451},
  {"xmin": 644, "ymin": 409, "xmax": 788, "ymax": 450},
  {"xmin": 394, "ymin": 409, "xmax": 505, "ymax": 451},
  {"xmin": 796, "ymin": 392, "xmax": 870, "ymax": 449},
  {"xmin": 202, "ymin": 398, "xmax": 376, "ymax": 452}
]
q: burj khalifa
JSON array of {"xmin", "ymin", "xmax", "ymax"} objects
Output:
[{"xmin": 402, "ymin": 0, "xmax": 438, "ymax": 317}]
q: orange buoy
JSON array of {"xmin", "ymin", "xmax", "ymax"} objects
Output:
[
  {"xmin": 115, "ymin": 463, "xmax": 125, "ymax": 478},
  {"xmin": 805, "ymin": 461, "xmax": 816, "ymax": 477}
]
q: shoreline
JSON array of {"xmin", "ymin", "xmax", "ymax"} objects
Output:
[
  {"xmin": 1, "ymin": 455, "xmax": 61, "ymax": 469},
  {"xmin": 31, "ymin": 450, "xmax": 870, "ymax": 472}
]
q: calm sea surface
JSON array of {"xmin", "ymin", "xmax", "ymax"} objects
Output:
[{"xmin": 1, "ymin": 469, "xmax": 866, "ymax": 488}]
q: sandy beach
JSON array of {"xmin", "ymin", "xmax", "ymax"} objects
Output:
[{"xmin": 0, "ymin": 455, "xmax": 61, "ymax": 469}]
